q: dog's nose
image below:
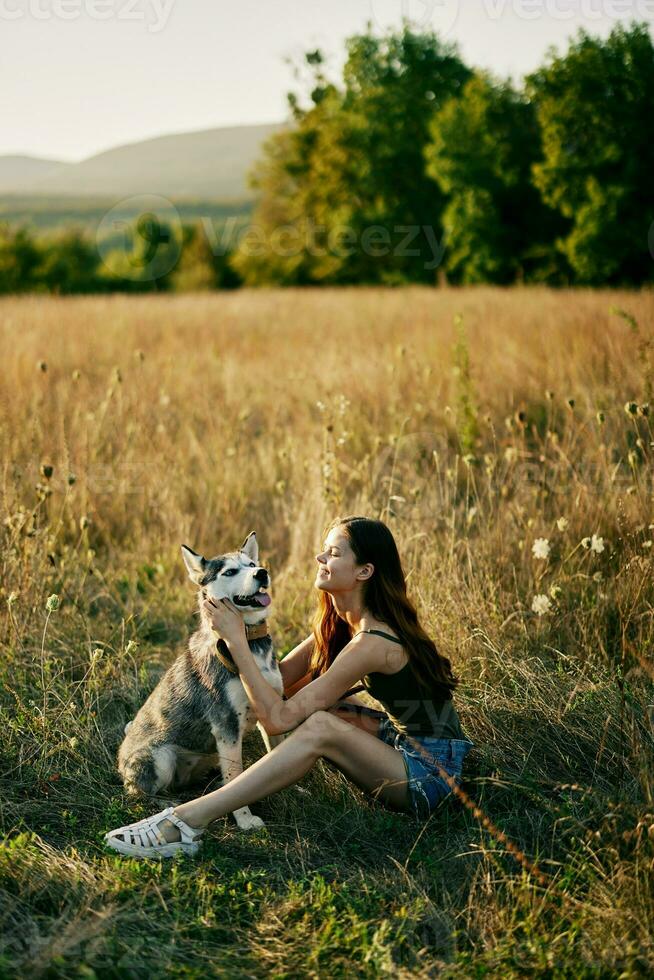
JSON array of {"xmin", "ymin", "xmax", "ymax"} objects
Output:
[{"xmin": 254, "ymin": 568, "xmax": 269, "ymax": 585}]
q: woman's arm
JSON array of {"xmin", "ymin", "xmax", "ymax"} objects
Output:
[
  {"xmin": 229, "ymin": 632, "xmax": 385, "ymax": 736},
  {"xmin": 202, "ymin": 597, "xmax": 384, "ymax": 736},
  {"xmin": 277, "ymin": 634, "xmax": 314, "ymax": 692}
]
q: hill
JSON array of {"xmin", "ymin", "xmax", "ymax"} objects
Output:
[
  {"xmin": 0, "ymin": 155, "xmax": 66, "ymax": 193},
  {"xmin": 0, "ymin": 122, "xmax": 285, "ymax": 200}
]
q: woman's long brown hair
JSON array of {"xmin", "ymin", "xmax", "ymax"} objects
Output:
[{"xmin": 309, "ymin": 515, "xmax": 459, "ymax": 696}]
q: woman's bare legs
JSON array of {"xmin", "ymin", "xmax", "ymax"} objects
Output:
[{"xmin": 131, "ymin": 710, "xmax": 410, "ymax": 843}]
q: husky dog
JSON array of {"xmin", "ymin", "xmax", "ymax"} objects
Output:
[{"xmin": 117, "ymin": 531, "xmax": 283, "ymax": 831}]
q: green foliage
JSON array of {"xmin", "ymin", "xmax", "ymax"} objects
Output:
[
  {"xmin": 425, "ymin": 71, "xmax": 568, "ymax": 285},
  {"xmin": 36, "ymin": 229, "xmax": 105, "ymax": 295},
  {"xmin": 0, "ymin": 225, "xmax": 41, "ymax": 292},
  {"xmin": 170, "ymin": 221, "xmax": 242, "ymax": 292},
  {"xmin": 234, "ymin": 26, "xmax": 471, "ymax": 286},
  {"xmin": 0, "ymin": 219, "xmax": 243, "ymax": 295},
  {"xmin": 526, "ymin": 21, "xmax": 654, "ymax": 285},
  {"xmin": 238, "ymin": 21, "xmax": 654, "ymax": 289}
]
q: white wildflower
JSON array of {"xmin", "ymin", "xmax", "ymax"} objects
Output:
[
  {"xmin": 532, "ymin": 538, "xmax": 551, "ymax": 560},
  {"xmin": 556, "ymin": 517, "xmax": 569, "ymax": 532},
  {"xmin": 590, "ymin": 534, "xmax": 605, "ymax": 554},
  {"xmin": 531, "ymin": 594, "xmax": 552, "ymax": 616}
]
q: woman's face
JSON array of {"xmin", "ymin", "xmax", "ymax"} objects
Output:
[{"xmin": 314, "ymin": 526, "xmax": 370, "ymax": 594}]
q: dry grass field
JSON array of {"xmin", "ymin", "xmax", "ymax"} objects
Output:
[{"xmin": 1, "ymin": 285, "xmax": 653, "ymax": 977}]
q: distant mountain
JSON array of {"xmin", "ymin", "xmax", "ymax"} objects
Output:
[
  {"xmin": 0, "ymin": 155, "xmax": 66, "ymax": 193},
  {"xmin": 0, "ymin": 122, "xmax": 285, "ymax": 200}
]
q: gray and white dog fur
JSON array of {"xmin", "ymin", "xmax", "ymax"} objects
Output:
[{"xmin": 117, "ymin": 531, "xmax": 284, "ymax": 831}]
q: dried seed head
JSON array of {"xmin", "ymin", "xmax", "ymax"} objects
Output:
[{"xmin": 625, "ymin": 401, "xmax": 638, "ymax": 416}]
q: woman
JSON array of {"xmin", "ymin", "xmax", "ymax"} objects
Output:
[{"xmin": 105, "ymin": 516, "xmax": 474, "ymax": 858}]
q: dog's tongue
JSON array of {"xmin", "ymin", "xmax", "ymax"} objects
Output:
[{"xmin": 254, "ymin": 593, "xmax": 271, "ymax": 607}]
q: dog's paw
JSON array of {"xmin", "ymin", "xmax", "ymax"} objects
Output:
[{"xmin": 234, "ymin": 812, "xmax": 266, "ymax": 831}]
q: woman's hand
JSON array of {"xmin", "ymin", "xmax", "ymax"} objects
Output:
[{"xmin": 203, "ymin": 596, "xmax": 246, "ymax": 648}]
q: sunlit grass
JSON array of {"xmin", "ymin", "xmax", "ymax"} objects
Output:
[{"xmin": 0, "ymin": 285, "xmax": 653, "ymax": 976}]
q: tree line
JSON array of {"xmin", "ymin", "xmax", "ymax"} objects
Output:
[
  {"xmin": 2, "ymin": 19, "xmax": 653, "ymax": 294},
  {"xmin": 234, "ymin": 19, "xmax": 654, "ymax": 288}
]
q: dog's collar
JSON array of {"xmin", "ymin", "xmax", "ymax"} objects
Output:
[
  {"xmin": 213, "ymin": 623, "xmax": 271, "ymax": 676},
  {"xmin": 214, "ymin": 639, "xmax": 239, "ymax": 674},
  {"xmin": 245, "ymin": 622, "xmax": 271, "ymax": 641}
]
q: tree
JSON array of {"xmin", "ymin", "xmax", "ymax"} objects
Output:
[
  {"xmin": 0, "ymin": 225, "xmax": 41, "ymax": 293},
  {"xmin": 36, "ymin": 229, "xmax": 104, "ymax": 294},
  {"xmin": 525, "ymin": 21, "xmax": 654, "ymax": 285},
  {"xmin": 425, "ymin": 70, "xmax": 568, "ymax": 284},
  {"xmin": 234, "ymin": 25, "xmax": 472, "ymax": 286},
  {"xmin": 171, "ymin": 222, "xmax": 242, "ymax": 291}
]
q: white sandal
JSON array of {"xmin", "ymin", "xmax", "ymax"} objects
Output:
[{"xmin": 104, "ymin": 806, "xmax": 205, "ymax": 859}]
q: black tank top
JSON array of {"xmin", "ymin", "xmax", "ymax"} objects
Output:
[{"xmin": 352, "ymin": 629, "xmax": 466, "ymax": 739}]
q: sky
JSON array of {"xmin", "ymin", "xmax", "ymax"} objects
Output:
[{"xmin": 2, "ymin": 0, "xmax": 652, "ymax": 161}]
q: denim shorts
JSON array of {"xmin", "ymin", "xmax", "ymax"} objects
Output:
[{"xmin": 377, "ymin": 714, "xmax": 474, "ymax": 821}]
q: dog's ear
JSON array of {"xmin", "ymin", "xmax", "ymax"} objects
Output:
[
  {"xmin": 181, "ymin": 544, "xmax": 207, "ymax": 584},
  {"xmin": 240, "ymin": 531, "xmax": 258, "ymax": 563}
]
